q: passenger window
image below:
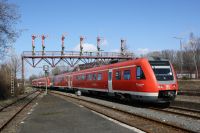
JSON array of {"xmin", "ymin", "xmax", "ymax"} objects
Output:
[
  {"xmin": 115, "ymin": 71, "xmax": 121, "ymax": 80},
  {"xmin": 98, "ymin": 73, "xmax": 102, "ymax": 80},
  {"xmin": 81, "ymin": 75, "xmax": 85, "ymax": 80},
  {"xmin": 124, "ymin": 70, "xmax": 131, "ymax": 80},
  {"xmin": 93, "ymin": 74, "xmax": 96, "ymax": 80},
  {"xmin": 88, "ymin": 74, "xmax": 92, "ymax": 80},
  {"xmin": 78, "ymin": 75, "xmax": 81, "ymax": 80},
  {"xmin": 136, "ymin": 66, "xmax": 145, "ymax": 79}
]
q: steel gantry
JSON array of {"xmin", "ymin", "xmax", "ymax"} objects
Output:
[{"xmin": 21, "ymin": 35, "xmax": 134, "ymax": 90}]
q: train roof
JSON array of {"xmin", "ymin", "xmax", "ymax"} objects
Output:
[
  {"xmin": 69, "ymin": 58, "xmax": 147, "ymax": 74},
  {"xmin": 32, "ymin": 57, "xmax": 170, "ymax": 80}
]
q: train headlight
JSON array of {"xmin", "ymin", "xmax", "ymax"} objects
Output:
[
  {"xmin": 158, "ymin": 84, "xmax": 164, "ymax": 89},
  {"xmin": 172, "ymin": 84, "xmax": 176, "ymax": 88}
]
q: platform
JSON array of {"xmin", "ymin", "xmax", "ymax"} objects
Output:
[{"xmin": 17, "ymin": 94, "xmax": 136, "ymax": 133}]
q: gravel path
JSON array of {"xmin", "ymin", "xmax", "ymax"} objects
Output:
[{"xmin": 175, "ymin": 95, "xmax": 200, "ymax": 103}]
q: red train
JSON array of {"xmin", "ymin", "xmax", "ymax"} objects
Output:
[{"xmin": 32, "ymin": 57, "xmax": 178, "ymax": 103}]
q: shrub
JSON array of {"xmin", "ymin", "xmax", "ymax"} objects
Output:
[{"xmin": 0, "ymin": 64, "xmax": 11, "ymax": 99}]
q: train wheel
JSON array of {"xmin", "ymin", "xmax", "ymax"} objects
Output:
[
  {"xmin": 76, "ymin": 90, "xmax": 82, "ymax": 96},
  {"xmin": 124, "ymin": 94, "xmax": 132, "ymax": 103}
]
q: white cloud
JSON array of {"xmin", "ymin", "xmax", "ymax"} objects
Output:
[
  {"xmin": 73, "ymin": 43, "xmax": 97, "ymax": 52},
  {"xmin": 135, "ymin": 48, "xmax": 150, "ymax": 55},
  {"xmin": 101, "ymin": 39, "xmax": 108, "ymax": 46}
]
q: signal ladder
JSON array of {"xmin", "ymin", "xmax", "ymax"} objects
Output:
[{"xmin": 11, "ymin": 71, "xmax": 14, "ymax": 96}]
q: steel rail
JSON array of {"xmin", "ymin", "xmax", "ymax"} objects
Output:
[
  {"xmin": 0, "ymin": 91, "xmax": 38, "ymax": 112},
  {"xmin": 148, "ymin": 106, "xmax": 200, "ymax": 120},
  {"xmin": 170, "ymin": 106, "xmax": 200, "ymax": 113}
]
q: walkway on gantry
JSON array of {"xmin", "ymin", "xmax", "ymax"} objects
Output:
[{"xmin": 22, "ymin": 51, "xmax": 134, "ymax": 67}]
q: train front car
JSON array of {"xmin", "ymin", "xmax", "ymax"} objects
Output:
[{"xmin": 145, "ymin": 57, "xmax": 178, "ymax": 103}]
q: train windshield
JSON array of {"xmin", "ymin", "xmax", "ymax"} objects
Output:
[{"xmin": 149, "ymin": 61, "xmax": 174, "ymax": 81}]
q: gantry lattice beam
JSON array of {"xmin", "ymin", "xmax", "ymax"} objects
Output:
[{"xmin": 22, "ymin": 51, "xmax": 134, "ymax": 67}]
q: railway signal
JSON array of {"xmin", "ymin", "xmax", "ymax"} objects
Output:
[
  {"xmin": 97, "ymin": 36, "xmax": 101, "ymax": 52},
  {"xmin": 32, "ymin": 35, "xmax": 37, "ymax": 55},
  {"xmin": 97, "ymin": 36, "xmax": 104, "ymax": 56},
  {"xmin": 61, "ymin": 33, "xmax": 67, "ymax": 55},
  {"xmin": 80, "ymin": 36, "xmax": 84, "ymax": 55},
  {"xmin": 41, "ymin": 35, "xmax": 48, "ymax": 55},
  {"xmin": 43, "ymin": 65, "xmax": 49, "ymax": 95},
  {"xmin": 121, "ymin": 39, "xmax": 126, "ymax": 55}
]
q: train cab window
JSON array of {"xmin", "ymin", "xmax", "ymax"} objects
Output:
[
  {"xmin": 124, "ymin": 70, "xmax": 131, "ymax": 80},
  {"xmin": 115, "ymin": 71, "xmax": 121, "ymax": 80},
  {"xmin": 136, "ymin": 66, "xmax": 145, "ymax": 80},
  {"xmin": 93, "ymin": 74, "xmax": 96, "ymax": 80},
  {"xmin": 97, "ymin": 73, "xmax": 102, "ymax": 80}
]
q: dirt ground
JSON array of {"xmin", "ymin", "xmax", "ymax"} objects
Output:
[
  {"xmin": 0, "ymin": 87, "xmax": 35, "ymax": 106},
  {"xmin": 178, "ymin": 80, "xmax": 200, "ymax": 91}
]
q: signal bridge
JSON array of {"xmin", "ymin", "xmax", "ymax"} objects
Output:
[{"xmin": 21, "ymin": 35, "xmax": 134, "ymax": 91}]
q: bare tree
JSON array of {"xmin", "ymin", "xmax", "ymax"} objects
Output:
[
  {"xmin": 29, "ymin": 74, "xmax": 38, "ymax": 84},
  {"xmin": 146, "ymin": 51, "xmax": 161, "ymax": 57},
  {"xmin": 0, "ymin": 0, "xmax": 20, "ymax": 59},
  {"xmin": 160, "ymin": 50, "xmax": 179, "ymax": 70},
  {"xmin": 51, "ymin": 66, "xmax": 61, "ymax": 76},
  {"xmin": 161, "ymin": 50, "xmax": 176, "ymax": 62},
  {"xmin": 9, "ymin": 54, "xmax": 21, "ymax": 78},
  {"xmin": 187, "ymin": 33, "xmax": 199, "ymax": 78}
]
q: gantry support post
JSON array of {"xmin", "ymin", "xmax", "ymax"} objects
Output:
[{"xmin": 21, "ymin": 56, "xmax": 25, "ymax": 93}]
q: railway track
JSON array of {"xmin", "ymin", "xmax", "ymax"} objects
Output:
[
  {"xmin": 0, "ymin": 91, "xmax": 41, "ymax": 132},
  {"xmin": 0, "ymin": 91, "xmax": 38, "ymax": 112},
  {"xmin": 71, "ymin": 89, "xmax": 200, "ymax": 119},
  {"xmin": 51, "ymin": 91, "xmax": 195, "ymax": 133},
  {"xmin": 178, "ymin": 90, "xmax": 200, "ymax": 96},
  {"xmin": 149, "ymin": 106, "xmax": 200, "ymax": 120}
]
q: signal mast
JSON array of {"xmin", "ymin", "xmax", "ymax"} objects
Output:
[
  {"xmin": 41, "ymin": 35, "xmax": 48, "ymax": 55},
  {"xmin": 80, "ymin": 36, "xmax": 84, "ymax": 55},
  {"xmin": 61, "ymin": 33, "xmax": 67, "ymax": 55}
]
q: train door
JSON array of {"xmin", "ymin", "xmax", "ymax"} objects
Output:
[
  {"xmin": 67, "ymin": 75, "xmax": 71, "ymax": 88},
  {"xmin": 70, "ymin": 75, "xmax": 73, "ymax": 88},
  {"xmin": 108, "ymin": 69, "xmax": 113, "ymax": 92}
]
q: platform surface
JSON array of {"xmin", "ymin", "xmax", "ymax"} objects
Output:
[{"xmin": 18, "ymin": 94, "xmax": 136, "ymax": 133}]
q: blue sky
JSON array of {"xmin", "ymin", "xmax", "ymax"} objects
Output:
[{"xmin": 8, "ymin": 0, "xmax": 200, "ymax": 78}]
